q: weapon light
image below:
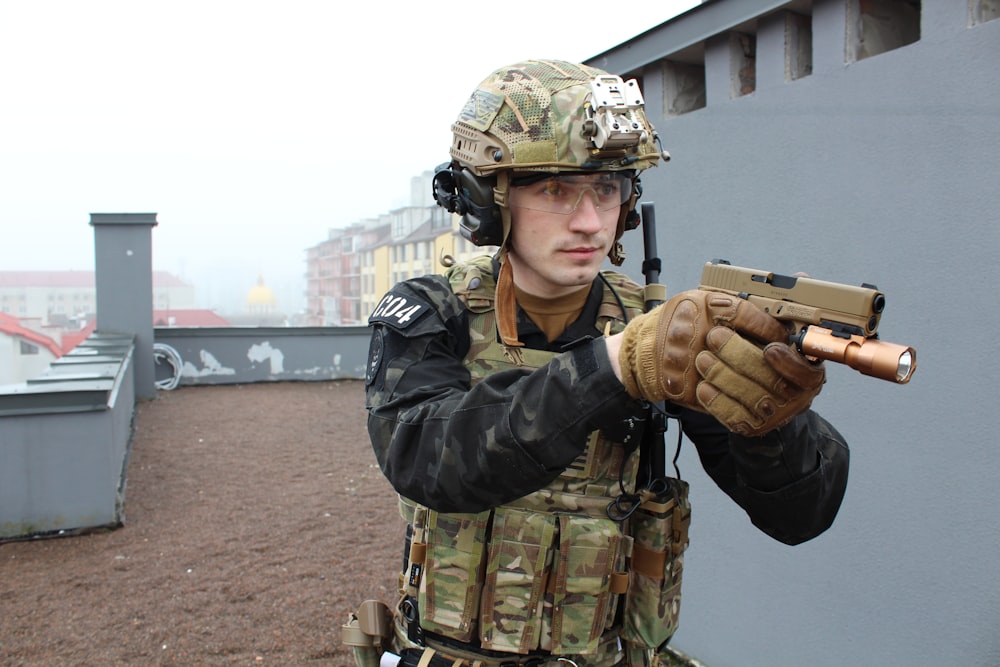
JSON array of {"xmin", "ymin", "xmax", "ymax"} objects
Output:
[{"xmin": 795, "ymin": 326, "xmax": 916, "ymax": 384}]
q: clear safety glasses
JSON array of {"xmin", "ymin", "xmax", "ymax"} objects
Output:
[{"xmin": 509, "ymin": 172, "xmax": 633, "ymax": 216}]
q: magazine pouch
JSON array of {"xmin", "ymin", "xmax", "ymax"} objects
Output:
[
  {"xmin": 417, "ymin": 508, "xmax": 492, "ymax": 642},
  {"xmin": 541, "ymin": 513, "xmax": 626, "ymax": 655},
  {"xmin": 478, "ymin": 507, "xmax": 557, "ymax": 653},
  {"xmin": 622, "ymin": 479, "xmax": 691, "ymax": 649}
]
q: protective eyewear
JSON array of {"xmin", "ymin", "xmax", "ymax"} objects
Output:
[{"xmin": 509, "ymin": 173, "xmax": 633, "ymax": 216}]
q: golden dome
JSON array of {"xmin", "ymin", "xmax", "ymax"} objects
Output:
[{"xmin": 246, "ymin": 274, "xmax": 277, "ymax": 307}]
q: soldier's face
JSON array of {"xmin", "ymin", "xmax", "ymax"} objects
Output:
[{"xmin": 506, "ymin": 180, "xmax": 620, "ymax": 297}]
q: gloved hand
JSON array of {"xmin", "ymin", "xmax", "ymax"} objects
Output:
[
  {"xmin": 617, "ymin": 289, "xmax": 825, "ymax": 436},
  {"xmin": 695, "ymin": 326, "xmax": 825, "ymax": 437}
]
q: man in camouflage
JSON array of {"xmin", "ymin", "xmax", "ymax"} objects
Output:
[{"xmin": 346, "ymin": 60, "xmax": 849, "ymax": 667}]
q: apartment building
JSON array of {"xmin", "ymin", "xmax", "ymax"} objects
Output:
[
  {"xmin": 305, "ymin": 175, "xmax": 497, "ymax": 326},
  {"xmin": 0, "ymin": 270, "xmax": 195, "ymax": 325}
]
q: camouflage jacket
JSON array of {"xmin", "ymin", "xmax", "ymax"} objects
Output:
[{"xmin": 365, "ymin": 257, "xmax": 849, "ymax": 544}]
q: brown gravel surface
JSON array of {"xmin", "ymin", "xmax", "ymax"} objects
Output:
[{"xmin": 0, "ymin": 381, "xmax": 400, "ymax": 666}]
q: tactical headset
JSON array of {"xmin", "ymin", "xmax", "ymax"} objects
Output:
[{"xmin": 432, "ymin": 162, "xmax": 505, "ymax": 247}]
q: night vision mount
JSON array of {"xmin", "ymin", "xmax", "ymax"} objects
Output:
[{"xmin": 584, "ymin": 75, "xmax": 652, "ymax": 154}]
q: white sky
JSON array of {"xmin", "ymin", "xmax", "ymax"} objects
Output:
[{"xmin": 0, "ymin": 0, "xmax": 699, "ymax": 311}]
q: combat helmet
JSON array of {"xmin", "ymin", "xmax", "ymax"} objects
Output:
[{"xmin": 432, "ymin": 59, "xmax": 667, "ymax": 266}]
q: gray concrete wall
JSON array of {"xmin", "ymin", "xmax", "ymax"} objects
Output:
[
  {"xmin": 596, "ymin": 1, "xmax": 1000, "ymax": 665},
  {"xmin": 0, "ymin": 334, "xmax": 135, "ymax": 539},
  {"xmin": 153, "ymin": 326, "xmax": 370, "ymax": 386},
  {"xmin": 0, "ymin": 322, "xmax": 371, "ymax": 541}
]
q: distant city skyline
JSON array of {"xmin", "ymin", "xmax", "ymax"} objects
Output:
[{"xmin": 0, "ymin": 1, "xmax": 700, "ymax": 318}]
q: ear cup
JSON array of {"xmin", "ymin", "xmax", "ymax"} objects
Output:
[
  {"xmin": 431, "ymin": 163, "xmax": 503, "ymax": 247},
  {"xmin": 456, "ymin": 169, "xmax": 503, "ymax": 246}
]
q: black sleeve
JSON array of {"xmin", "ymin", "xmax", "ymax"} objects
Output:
[{"xmin": 681, "ymin": 408, "xmax": 850, "ymax": 545}]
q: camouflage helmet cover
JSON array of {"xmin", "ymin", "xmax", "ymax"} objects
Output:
[
  {"xmin": 439, "ymin": 59, "xmax": 665, "ymax": 264},
  {"xmin": 450, "ymin": 59, "xmax": 662, "ymax": 176}
]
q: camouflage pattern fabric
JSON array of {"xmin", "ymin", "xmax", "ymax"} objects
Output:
[
  {"xmin": 621, "ymin": 480, "xmax": 691, "ymax": 650},
  {"xmin": 446, "ymin": 60, "xmax": 663, "ymax": 264},
  {"xmin": 371, "ymin": 258, "xmax": 688, "ymax": 666},
  {"xmin": 452, "ymin": 60, "xmax": 661, "ymax": 176},
  {"xmin": 415, "ymin": 508, "xmax": 490, "ymax": 642},
  {"xmin": 364, "ymin": 254, "xmax": 851, "ymax": 667}
]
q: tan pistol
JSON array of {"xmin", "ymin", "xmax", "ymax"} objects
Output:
[{"xmin": 699, "ymin": 259, "xmax": 916, "ymax": 384}]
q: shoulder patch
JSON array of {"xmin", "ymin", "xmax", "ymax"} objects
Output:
[
  {"xmin": 365, "ymin": 328, "xmax": 384, "ymax": 387},
  {"xmin": 368, "ymin": 289, "xmax": 433, "ymax": 329}
]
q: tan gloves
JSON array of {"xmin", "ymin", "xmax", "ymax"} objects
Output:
[{"xmin": 618, "ymin": 290, "xmax": 825, "ymax": 437}]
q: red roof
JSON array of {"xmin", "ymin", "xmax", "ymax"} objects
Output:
[
  {"xmin": 2, "ymin": 308, "xmax": 230, "ymax": 357},
  {"xmin": 153, "ymin": 310, "xmax": 231, "ymax": 327},
  {"xmin": 0, "ymin": 312, "xmax": 63, "ymax": 357}
]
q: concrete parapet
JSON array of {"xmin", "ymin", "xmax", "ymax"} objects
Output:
[{"xmin": 0, "ymin": 333, "xmax": 136, "ymax": 540}]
